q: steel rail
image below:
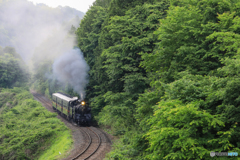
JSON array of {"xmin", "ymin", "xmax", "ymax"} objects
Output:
[
  {"xmin": 32, "ymin": 92, "xmax": 102, "ymax": 160},
  {"xmin": 33, "ymin": 93, "xmax": 52, "ymax": 106},
  {"xmin": 83, "ymin": 127, "xmax": 102, "ymax": 160},
  {"xmin": 71, "ymin": 128, "xmax": 92, "ymax": 160}
]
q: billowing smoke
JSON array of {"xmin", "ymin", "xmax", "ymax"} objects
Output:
[
  {"xmin": 53, "ymin": 48, "xmax": 89, "ymax": 99},
  {"xmin": 0, "ymin": 0, "xmax": 89, "ymax": 97},
  {"xmin": 0, "ymin": 0, "xmax": 84, "ymax": 63}
]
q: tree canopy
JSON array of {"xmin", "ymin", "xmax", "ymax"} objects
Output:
[
  {"xmin": 76, "ymin": 0, "xmax": 240, "ymax": 159},
  {"xmin": 0, "ymin": 46, "xmax": 28, "ymax": 88}
]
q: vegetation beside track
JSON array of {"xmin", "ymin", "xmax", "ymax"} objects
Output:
[
  {"xmin": 75, "ymin": 0, "xmax": 240, "ymax": 159},
  {"xmin": 0, "ymin": 87, "xmax": 73, "ymax": 160},
  {"xmin": 27, "ymin": 0, "xmax": 240, "ymax": 159}
]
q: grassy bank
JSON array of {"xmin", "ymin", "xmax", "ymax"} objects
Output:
[
  {"xmin": 0, "ymin": 87, "xmax": 73, "ymax": 160},
  {"xmin": 38, "ymin": 130, "xmax": 73, "ymax": 160}
]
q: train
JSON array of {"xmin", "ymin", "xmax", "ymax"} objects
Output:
[{"xmin": 52, "ymin": 92, "xmax": 91, "ymax": 126}]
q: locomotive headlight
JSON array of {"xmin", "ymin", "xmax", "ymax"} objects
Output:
[{"xmin": 81, "ymin": 101, "xmax": 85, "ymax": 105}]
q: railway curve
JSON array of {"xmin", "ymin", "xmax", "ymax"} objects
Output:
[{"xmin": 31, "ymin": 91, "xmax": 112, "ymax": 160}]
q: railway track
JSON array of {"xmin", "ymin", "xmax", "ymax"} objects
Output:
[
  {"xmin": 31, "ymin": 91, "xmax": 111, "ymax": 160},
  {"xmin": 72, "ymin": 127, "xmax": 101, "ymax": 160}
]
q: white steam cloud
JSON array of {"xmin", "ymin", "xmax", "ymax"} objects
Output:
[
  {"xmin": 53, "ymin": 48, "xmax": 89, "ymax": 99},
  {"xmin": 0, "ymin": 0, "xmax": 83, "ymax": 62},
  {"xmin": 0, "ymin": 0, "xmax": 89, "ymax": 98}
]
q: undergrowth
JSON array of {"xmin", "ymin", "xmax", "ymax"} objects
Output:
[{"xmin": 0, "ymin": 87, "xmax": 73, "ymax": 160}]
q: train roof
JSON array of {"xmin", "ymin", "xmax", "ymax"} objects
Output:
[
  {"xmin": 52, "ymin": 93, "xmax": 78, "ymax": 102},
  {"xmin": 57, "ymin": 92, "xmax": 74, "ymax": 98}
]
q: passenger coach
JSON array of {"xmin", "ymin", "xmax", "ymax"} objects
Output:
[{"xmin": 52, "ymin": 92, "xmax": 91, "ymax": 125}]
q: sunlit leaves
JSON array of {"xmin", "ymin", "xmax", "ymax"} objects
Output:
[
  {"xmin": 0, "ymin": 88, "xmax": 69, "ymax": 159},
  {"xmin": 145, "ymin": 100, "xmax": 228, "ymax": 160},
  {"xmin": 77, "ymin": 0, "xmax": 240, "ymax": 159},
  {"xmin": 141, "ymin": 0, "xmax": 240, "ymax": 83}
]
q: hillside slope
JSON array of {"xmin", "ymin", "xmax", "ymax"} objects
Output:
[{"xmin": 0, "ymin": 87, "xmax": 72, "ymax": 160}]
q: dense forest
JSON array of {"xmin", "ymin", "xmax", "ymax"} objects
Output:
[
  {"xmin": 75, "ymin": 0, "xmax": 240, "ymax": 159},
  {"xmin": 2, "ymin": 0, "xmax": 240, "ymax": 159}
]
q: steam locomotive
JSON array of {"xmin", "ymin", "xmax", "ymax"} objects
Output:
[{"xmin": 52, "ymin": 92, "xmax": 91, "ymax": 126}]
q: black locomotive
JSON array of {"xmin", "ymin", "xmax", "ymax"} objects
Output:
[{"xmin": 52, "ymin": 92, "xmax": 91, "ymax": 126}]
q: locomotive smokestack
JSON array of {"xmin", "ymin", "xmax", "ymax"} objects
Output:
[{"xmin": 52, "ymin": 48, "xmax": 89, "ymax": 99}]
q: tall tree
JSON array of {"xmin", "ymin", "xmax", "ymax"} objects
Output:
[
  {"xmin": 141, "ymin": 0, "xmax": 237, "ymax": 83},
  {"xmin": 0, "ymin": 52, "xmax": 28, "ymax": 88}
]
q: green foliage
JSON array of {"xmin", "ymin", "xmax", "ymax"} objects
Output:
[
  {"xmin": 107, "ymin": 0, "xmax": 156, "ymax": 17},
  {"xmin": 97, "ymin": 91, "xmax": 136, "ymax": 131},
  {"xmin": 68, "ymin": 25, "xmax": 76, "ymax": 35},
  {"xmin": 105, "ymin": 130, "xmax": 147, "ymax": 160},
  {"xmin": 137, "ymin": 58, "xmax": 240, "ymax": 159},
  {"xmin": 0, "ymin": 49, "xmax": 29, "ymax": 88},
  {"xmin": 145, "ymin": 100, "xmax": 237, "ymax": 160},
  {"xmin": 31, "ymin": 60, "xmax": 52, "ymax": 95},
  {"xmin": 134, "ymin": 81, "xmax": 164, "ymax": 132},
  {"xmin": 31, "ymin": 59, "xmax": 78, "ymax": 99},
  {"xmin": 75, "ymin": 0, "xmax": 240, "ymax": 159},
  {"xmin": 90, "ymin": 94, "xmax": 105, "ymax": 116},
  {"xmin": 102, "ymin": 2, "xmax": 167, "ymax": 92},
  {"xmin": 0, "ymin": 88, "xmax": 72, "ymax": 160},
  {"xmin": 38, "ymin": 130, "xmax": 72, "ymax": 160},
  {"xmin": 96, "ymin": 2, "xmax": 170, "ymax": 133},
  {"xmin": 76, "ymin": 4, "xmax": 109, "ymax": 101},
  {"xmin": 76, "ymin": 0, "xmax": 170, "ymax": 159},
  {"xmin": 141, "ymin": 0, "xmax": 240, "ymax": 83}
]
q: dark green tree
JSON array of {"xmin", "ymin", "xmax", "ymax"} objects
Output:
[
  {"xmin": 0, "ymin": 52, "xmax": 28, "ymax": 88},
  {"xmin": 141, "ymin": 0, "xmax": 238, "ymax": 83}
]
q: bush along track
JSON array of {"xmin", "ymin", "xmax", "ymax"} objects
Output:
[{"xmin": 0, "ymin": 87, "xmax": 73, "ymax": 160}]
